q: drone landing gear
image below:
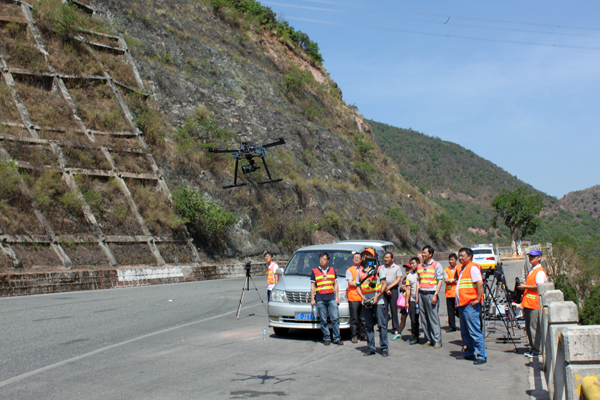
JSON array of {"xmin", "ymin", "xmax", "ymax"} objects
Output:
[
  {"xmin": 259, "ymin": 178, "xmax": 283, "ymax": 185},
  {"xmin": 258, "ymin": 156, "xmax": 282, "ymax": 185},
  {"xmin": 223, "ymin": 183, "xmax": 248, "ymax": 189}
]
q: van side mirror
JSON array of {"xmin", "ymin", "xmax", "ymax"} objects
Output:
[{"xmin": 276, "ymin": 267, "xmax": 284, "ymax": 276}]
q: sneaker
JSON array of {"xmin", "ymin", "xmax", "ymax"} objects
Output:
[
  {"xmin": 422, "ymin": 342, "xmax": 432, "ymax": 347},
  {"xmin": 433, "ymin": 344, "xmax": 442, "ymax": 349},
  {"xmin": 448, "ymin": 328, "xmax": 457, "ymax": 332},
  {"xmin": 324, "ymin": 340, "xmax": 331, "ymax": 346},
  {"xmin": 351, "ymin": 337, "xmax": 358, "ymax": 344},
  {"xmin": 333, "ymin": 339, "xmax": 344, "ymax": 345},
  {"xmin": 524, "ymin": 352, "xmax": 539, "ymax": 358},
  {"xmin": 382, "ymin": 350, "xmax": 389, "ymax": 357},
  {"xmin": 363, "ymin": 349, "xmax": 376, "ymax": 356},
  {"xmin": 473, "ymin": 358, "xmax": 487, "ymax": 365},
  {"xmin": 409, "ymin": 339, "xmax": 419, "ymax": 345}
]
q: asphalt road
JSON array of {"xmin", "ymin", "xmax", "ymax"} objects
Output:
[{"xmin": 0, "ymin": 260, "xmax": 533, "ymax": 399}]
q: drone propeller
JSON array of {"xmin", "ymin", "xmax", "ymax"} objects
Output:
[
  {"xmin": 207, "ymin": 147, "xmax": 237, "ymax": 153},
  {"xmin": 262, "ymin": 138, "xmax": 285, "ymax": 148}
]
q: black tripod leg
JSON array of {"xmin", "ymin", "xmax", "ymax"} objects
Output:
[
  {"xmin": 248, "ymin": 274, "xmax": 268, "ymax": 314},
  {"xmin": 236, "ymin": 275, "xmax": 249, "ymax": 319},
  {"xmin": 488, "ymin": 284, "xmax": 519, "ymax": 352}
]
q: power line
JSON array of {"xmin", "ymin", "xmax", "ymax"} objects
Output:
[
  {"xmin": 297, "ymin": 0, "xmax": 600, "ymax": 32},
  {"xmin": 285, "ymin": 16, "xmax": 600, "ymax": 51},
  {"xmin": 262, "ymin": 1, "xmax": 600, "ymax": 38}
]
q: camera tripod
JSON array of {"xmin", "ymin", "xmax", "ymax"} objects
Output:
[
  {"xmin": 236, "ymin": 262, "xmax": 268, "ymax": 319},
  {"xmin": 481, "ymin": 269, "xmax": 520, "ymax": 352}
]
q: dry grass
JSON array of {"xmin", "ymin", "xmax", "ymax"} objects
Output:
[
  {"xmin": 94, "ymin": 134, "xmax": 143, "ymax": 151},
  {"xmin": 0, "ymin": 81, "xmax": 22, "ymax": 122},
  {"xmin": 156, "ymin": 242, "xmax": 196, "ymax": 263},
  {"xmin": 0, "ymin": 23, "xmax": 48, "ymax": 72},
  {"xmin": 10, "ymin": 242, "xmax": 63, "ymax": 267},
  {"xmin": 66, "ymin": 79, "xmax": 131, "ymax": 132},
  {"xmin": 2, "ymin": 140, "xmax": 57, "ymax": 167},
  {"xmin": 32, "ymin": 0, "xmax": 107, "ymax": 36},
  {"xmin": 127, "ymin": 179, "xmax": 185, "ymax": 236},
  {"xmin": 62, "ymin": 145, "xmax": 112, "ymax": 170},
  {"xmin": 98, "ymin": 51, "xmax": 138, "ymax": 88},
  {"xmin": 107, "ymin": 242, "xmax": 157, "ymax": 265},
  {"xmin": 39, "ymin": 128, "xmax": 90, "ymax": 144},
  {"xmin": 14, "ymin": 76, "xmax": 76, "ymax": 129},
  {"xmin": 75, "ymin": 174, "xmax": 143, "ymax": 236},
  {"xmin": 0, "ymin": 158, "xmax": 45, "ymax": 235},
  {"xmin": 0, "ymin": 125, "xmax": 30, "ymax": 138},
  {"xmin": 0, "ymin": 2, "xmax": 24, "ymax": 18},
  {"xmin": 61, "ymin": 242, "xmax": 111, "ymax": 267},
  {"xmin": 111, "ymin": 151, "xmax": 151, "ymax": 174},
  {"xmin": 82, "ymin": 32, "xmax": 119, "ymax": 48},
  {"xmin": 45, "ymin": 34, "xmax": 103, "ymax": 76},
  {"xmin": 24, "ymin": 169, "xmax": 91, "ymax": 234}
]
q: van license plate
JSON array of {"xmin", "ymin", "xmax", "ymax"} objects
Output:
[{"xmin": 295, "ymin": 312, "xmax": 317, "ymax": 321}]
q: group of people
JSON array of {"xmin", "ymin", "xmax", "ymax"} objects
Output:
[{"xmin": 267, "ymin": 244, "xmax": 547, "ymax": 364}]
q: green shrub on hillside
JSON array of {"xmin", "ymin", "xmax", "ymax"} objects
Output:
[
  {"xmin": 173, "ymin": 184, "xmax": 236, "ymax": 240},
  {"xmin": 579, "ymin": 284, "xmax": 600, "ymax": 325},
  {"xmin": 207, "ymin": 0, "xmax": 323, "ymax": 64}
]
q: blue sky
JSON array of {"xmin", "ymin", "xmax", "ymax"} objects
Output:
[{"xmin": 262, "ymin": 0, "xmax": 600, "ymax": 199}]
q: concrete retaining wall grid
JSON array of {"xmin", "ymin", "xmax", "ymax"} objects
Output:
[{"xmin": 0, "ymin": 262, "xmax": 285, "ymax": 297}]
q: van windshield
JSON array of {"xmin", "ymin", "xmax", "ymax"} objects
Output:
[{"xmin": 285, "ymin": 250, "xmax": 355, "ymax": 277}]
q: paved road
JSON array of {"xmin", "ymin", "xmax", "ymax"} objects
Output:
[{"xmin": 0, "ymin": 260, "xmax": 534, "ymax": 399}]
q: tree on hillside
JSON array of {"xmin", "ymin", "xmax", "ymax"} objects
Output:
[{"xmin": 490, "ymin": 188, "xmax": 545, "ymax": 255}]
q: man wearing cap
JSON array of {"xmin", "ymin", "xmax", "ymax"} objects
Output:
[
  {"xmin": 356, "ymin": 248, "xmax": 389, "ymax": 356},
  {"xmin": 518, "ymin": 249, "xmax": 547, "ymax": 358}
]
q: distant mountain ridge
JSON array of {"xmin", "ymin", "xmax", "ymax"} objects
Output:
[{"xmin": 368, "ymin": 120, "xmax": 600, "ymax": 244}]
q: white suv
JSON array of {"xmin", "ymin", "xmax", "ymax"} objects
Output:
[
  {"xmin": 471, "ymin": 243, "xmax": 500, "ymax": 271},
  {"xmin": 268, "ymin": 241, "xmax": 394, "ymax": 336}
]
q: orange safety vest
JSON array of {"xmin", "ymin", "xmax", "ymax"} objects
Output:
[
  {"xmin": 522, "ymin": 266, "xmax": 547, "ymax": 310},
  {"xmin": 267, "ymin": 263, "xmax": 278, "ymax": 286},
  {"xmin": 358, "ymin": 266, "xmax": 382, "ymax": 294},
  {"xmin": 444, "ymin": 265, "xmax": 461, "ymax": 298},
  {"xmin": 457, "ymin": 262, "xmax": 483, "ymax": 307},
  {"xmin": 313, "ymin": 267, "xmax": 336, "ymax": 294},
  {"xmin": 347, "ymin": 265, "xmax": 362, "ymax": 302},
  {"xmin": 418, "ymin": 261, "xmax": 440, "ymax": 290}
]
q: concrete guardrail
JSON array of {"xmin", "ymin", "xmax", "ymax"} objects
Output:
[{"xmin": 538, "ymin": 284, "xmax": 600, "ymax": 400}]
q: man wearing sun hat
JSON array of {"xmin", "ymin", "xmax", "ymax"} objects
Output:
[
  {"xmin": 356, "ymin": 248, "xmax": 389, "ymax": 356},
  {"xmin": 518, "ymin": 248, "xmax": 547, "ymax": 358}
]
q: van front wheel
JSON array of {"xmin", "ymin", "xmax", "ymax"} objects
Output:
[{"xmin": 273, "ymin": 327, "xmax": 289, "ymax": 336}]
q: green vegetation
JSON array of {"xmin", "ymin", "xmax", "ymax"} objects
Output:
[
  {"xmin": 173, "ymin": 184, "xmax": 237, "ymax": 241},
  {"xmin": 490, "ymin": 188, "xmax": 545, "ymax": 253},
  {"xmin": 208, "ymin": 0, "xmax": 323, "ymax": 64},
  {"xmin": 426, "ymin": 213, "xmax": 457, "ymax": 241},
  {"xmin": 175, "ymin": 107, "xmax": 234, "ymax": 154},
  {"xmin": 580, "ymin": 285, "xmax": 600, "ymax": 325}
]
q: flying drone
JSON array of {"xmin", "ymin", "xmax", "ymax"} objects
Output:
[{"xmin": 208, "ymin": 136, "xmax": 286, "ymax": 189}]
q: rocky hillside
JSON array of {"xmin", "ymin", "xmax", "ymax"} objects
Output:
[
  {"xmin": 0, "ymin": 0, "xmax": 451, "ymax": 271},
  {"xmin": 556, "ymin": 185, "xmax": 600, "ymax": 220}
]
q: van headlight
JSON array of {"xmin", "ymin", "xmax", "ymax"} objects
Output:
[
  {"xmin": 271, "ymin": 289, "xmax": 287, "ymax": 303},
  {"xmin": 339, "ymin": 290, "xmax": 348, "ymax": 304}
]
